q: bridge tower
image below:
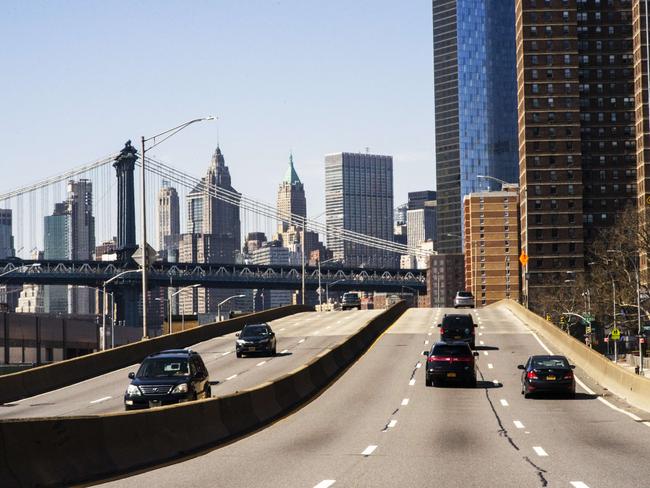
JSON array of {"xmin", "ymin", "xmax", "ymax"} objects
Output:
[{"xmin": 112, "ymin": 141, "xmax": 139, "ymax": 327}]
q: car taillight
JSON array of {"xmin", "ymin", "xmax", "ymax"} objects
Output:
[
  {"xmin": 453, "ymin": 357, "xmax": 473, "ymax": 363},
  {"xmin": 429, "ymin": 356, "xmax": 452, "ymax": 362},
  {"xmin": 563, "ymin": 372, "xmax": 574, "ymax": 380},
  {"xmin": 439, "ymin": 328, "xmax": 445, "ymax": 335},
  {"xmin": 527, "ymin": 371, "xmax": 538, "ymax": 380}
]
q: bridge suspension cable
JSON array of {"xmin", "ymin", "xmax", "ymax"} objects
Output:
[{"xmin": 142, "ymin": 156, "xmax": 432, "ymax": 259}]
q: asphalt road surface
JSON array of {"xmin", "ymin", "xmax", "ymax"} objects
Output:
[
  {"xmin": 99, "ymin": 305, "xmax": 650, "ymax": 488},
  {"xmin": 0, "ymin": 310, "xmax": 382, "ymax": 419}
]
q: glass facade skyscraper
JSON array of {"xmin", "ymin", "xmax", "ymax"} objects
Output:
[{"xmin": 433, "ymin": 0, "xmax": 518, "ymax": 253}]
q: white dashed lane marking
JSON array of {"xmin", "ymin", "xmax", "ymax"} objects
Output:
[
  {"xmin": 401, "ymin": 398, "xmax": 409, "ymax": 406},
  {"xmin": 361, "ymin": 445, "xmax": 377, "ymax": 456},
  {"xmin": 281, "ymin": 349, "xmax": 289, "ymax": 354},
  {"xmin": 424, "ymin": 340, "xmax": 429, "ymax": 345},
  {"xmin": 483, "ymin": 351, "xmax": 488, "ymax": 356},
  {"xmin": 256, "ymin": 361, "xmax": 266, "ymax": 367},
  {"xmin": 533, "ymin": 446, "xmax": 548, "ymax": 457},
  {"xmin": 513, "ymin": 420, "xmax": 525, "ymax": 429},
  {"xmin": 479, "ymin": 340, "xmax": 484, "ymax": 345},
  {"xmin": 298, "ymin": 339, "xmax": 305, "ymax": 343},
  {"xmin": 90, "ymin": 396, "xmax": 111, "ymax": 404},
  {"xmin": 488, "ymin": 363, "xmax": 494, "ymax": 369},
  {"xmin": 226, "ymin": 374, "xmax": 237, "ymax": 381},
  {"xmin": 314, "ymin": 481, "xmax": 336, "ymax": 488},
  {"xmin": 500, "ymin": 399, "xmax": 509, "ymax": 407},
  {"xmin": 409, "ymin": 379, "xmax": 416, "ymax": 386},
  {"xmin": 222, "ymin": 351, "xmax": 231, "ymax": 356},
  {"xmin": 570, "ymin": 483, "xmax": 590, "ymax": 488},
  {"xmin": 416, "ymin": 363, "xmax": 421, "ymax": 369},
  {"xmin": 387, "ymin": 420, "xmax": 397, "ymax": 428}
]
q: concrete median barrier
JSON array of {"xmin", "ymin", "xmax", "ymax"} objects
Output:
[
  {"xmin": 498, "ymin": 299, "xmax": 650, "ymax": 413},
  {"xmin": 0, "ymin": 305, "xmax": 312, "ymax": 405},
  {"xmin": 0, "ymin": 301, "xmax": 407, "ymax": 488}
]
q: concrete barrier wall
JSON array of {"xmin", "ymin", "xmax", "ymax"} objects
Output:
[
  {"xmin": 499, "ymin": 299, "xmax": 650, "ymax": 413},
  {"xmin": 0, "ymin": 305, "xmax": 312, "ymax": 405},
  {"xmin": 0, "ymin": 301, "xmax": 407, "ymax": 488}
]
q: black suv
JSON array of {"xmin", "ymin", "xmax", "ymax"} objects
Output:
[
  {"xmin": 341, "ymin": 292, "xmax": 361, "ymax": 310},
  {"xmin": 438, "ymin": 313, "xmax": 477, "ymax": 348},
  {"xmin": 124, "ymin": 349, "xmax": 211, "ymax": 410},
  {"xmin": 423, "ymin": 341, "xmax": 479, "ymax": 387},
  {"xmin": 236, "ymin": 323, "xmax": 277, "ymax": 357}
]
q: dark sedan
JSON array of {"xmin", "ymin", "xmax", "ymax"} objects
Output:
[
  {"xmin": 236, "ymin": 323, "xmax": 277, "ymax": 357},
  {"xmin": 518, "ymin": 355, "xmax": 576, "ymax": 398},
  {"xmin": 423, "ymin": 341, "xmax": 479, "ymax": 387}
]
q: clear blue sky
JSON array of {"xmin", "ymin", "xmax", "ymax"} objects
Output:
[{"xmin": 0, "ymin": 1, "xmax": 434, "ymax": 219}]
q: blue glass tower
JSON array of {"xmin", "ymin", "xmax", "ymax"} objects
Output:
[{"xmin": 434, "ymin": 0, "xmax": 518, "ymax": 253}]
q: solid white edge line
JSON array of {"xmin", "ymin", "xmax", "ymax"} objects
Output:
[
  {"xmin": 222, "ymin": 351, "xmax": 232, "ymax": 356},
  {"xmin": 361, "ymin": 445, "xmax": 377, "ymax": 456},
  {"xmin": 89, "ymin": 396, "xmax": 112, "ymax": 404},
  {"xmin": 313, "ymin": 480, "xmax": 336, "ymax": 488},
  {"xmin": 528, "ymin": 329, "xmax": 650, "ymax": 426},
  {"xmin": 533, "ymin": 446, "xmax": 548, "ymax": 457},
  {"xmin": 401, "ymin": 398, "xmax": 409, "ymax": 406}
]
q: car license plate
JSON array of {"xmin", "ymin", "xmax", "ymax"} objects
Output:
[
  {"xmin": 454, "ymin": 336, "xmax": 461, "ymax": 339},
  {"xmin": 248, "ymin": 347, "xmax": 256, "ymax": 351},
  {"xmin": 149, "ymin": 400, "xmax": 161, "ymax": 408},
  {"xmin": 546, "ymin": 375, "xmax": 556, "ymax": 381},
  {"xmin": 447, "ymin": 372, "xmax": 456, "ymax": 378}
]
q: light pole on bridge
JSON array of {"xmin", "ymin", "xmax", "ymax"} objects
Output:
[
  {"xmin": 140, "ymin": 116, "xmax": 216, "ymax": 341},
  {"xmin": 102, "ymin": 270, "xmax": 141, "ymax": 351}
]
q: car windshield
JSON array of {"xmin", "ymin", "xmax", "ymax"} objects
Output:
[
  {"xmin": 136, "ymin": 358, "xmax": 189, "ymax": 378},
  {"xmin": 457, "ymin": 292, "xmax": 473, "ymax": 298},
  {"xmin": 343, "ymin": 293, "xmax": 358, "ymax": 300},
  {"xmin": 431, "ymin": 345, "xmax": 471, "ymax": 357},
  {"xmin": 531, "ymin": 357, "xmax": 570, "ymax": 369},
  {"xmin": 241, "ymin": 325, "xmax": 269, "ymax": 338}
]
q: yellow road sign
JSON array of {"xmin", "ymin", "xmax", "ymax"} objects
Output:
[{"xmin": 611, "ymin": 328, "xmax": 621, "ymax": 341}]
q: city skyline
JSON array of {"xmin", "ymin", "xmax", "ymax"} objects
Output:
[{"xmin": 0, "ymin": 1, "xmax": 434, "ymax": 221}]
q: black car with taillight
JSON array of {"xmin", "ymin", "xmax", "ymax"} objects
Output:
[
  {"xmin": 124, "ymin": 349, "xmax": 211, "ymax": 410},
  {"xmin": 518, "ymin": 355, "xmax": 576, "ymax": 398},
  {"xmin": 438, "ymin": 313, "xmax": 477, "ymax": 348},
  {"xmin": 423, "ymin": 341, "xmax": 479, "ymax": 387}
]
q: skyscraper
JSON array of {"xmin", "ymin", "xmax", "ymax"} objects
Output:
[
  {"xmin": 0, "ymin": 209, "xmax": 17, "ymax": 311},
  {"xmin": 67, "ymin": 180, "xmax": 94, "ymax": 315},
  {"xmin": 515, "ymin": 0, "xmax": 638, "ymax": 307},
  {"xmin": 407, "ymin": 191, "xmax": 437, "ymax": 250},
  {"xmin": 325, "ymin": 152, "xmax": 395, "ymax": 268},
  {"xmin": 157, "ymin": 182, "xmax": 180, "ymax": 255},
  {"xmin": 44, "ymin": 202, "xmax": 71, "ymax": 313},
  {"xmin": 433, "ymin": 0, "xmax": 519, "ymax": 252},
  {"xmin": 277, "ymin": 153, "xmax": 306, "ymax": 232}
]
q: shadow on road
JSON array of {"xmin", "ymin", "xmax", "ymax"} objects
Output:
[
  {"xmin": 474, "ymin": 345, "xmax": 499, "ymax": 351},
  {"xmin": 527, "ymin": 392, "xmax": 597, "ymax": 400}
]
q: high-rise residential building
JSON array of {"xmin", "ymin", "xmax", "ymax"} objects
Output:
[
  {"xmin": 516, "ymin": 0, "xmax": 638, "ymax": 308},
  {"xmin": 433, "ymin": 0, "xmax": 519, "ymax": 253},
  {"xmin": 44, "ymin": 202, "xmax": 71, "ymax": 313},
  {"xmin": 277, "ymin": 154, "xmax": 307, "ymax": 232},
  {"xmin": 325, "ymin": 152, "xmax": 395, "ymax": 268},
  {"xmin": 157, "ymin": 182, "xmax": 180, "ymax": 254},
  {"xmin": 407, "ymin": 191, "xmax": 437, "ymax": 250},
  {"xmin": 428, "ymin": 253, "xmax": 465, "ymax": 307},
  {"xmin": 251, "ymin": 242, "xmax": 293, "ymax": 309},
  {"xmin": 463, "ymin": 185, "xmax": 520, "ymax": 306},
  {"xmin": 67, "ymin": 180, "xmax": 94, "ymax": 315},
  {"xmin": 0, "ymin": 209, "xmax": 18, "ymax": 311},
  {"xmin": 15, "ymin": 250, "xmax": 44, "ymax": 314}
]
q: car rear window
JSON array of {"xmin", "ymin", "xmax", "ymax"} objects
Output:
[
  {"xmin": 431, "ymin": 345, "xmax": 471, "ymax": 356},
  {"xmin": 457, "ymin": 292, "xmax": 473, "ymax": 298},
  {"xmin": 241, "ymin": 325, "xmax": 270, "ymax": 337},
  {"xmin": 443, "ymin": 316, "xmax": 473, "ymax": 329},
  {"xmin": 532, "ymin": 357, "xmax": 570, "ymax": 369}
]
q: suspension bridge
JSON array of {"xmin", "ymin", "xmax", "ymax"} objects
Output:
[{"xmin": 0, "ymin": 141, "xmax": 431, "ymax": 330}]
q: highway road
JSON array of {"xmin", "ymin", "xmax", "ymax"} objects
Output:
[
  {"xmin": 100, "ymin": 305, "xmax": 650, "ymax": 488},
  {"xmin": 0, "ymin": 310, "xmax": 382, "ymax": 419}
]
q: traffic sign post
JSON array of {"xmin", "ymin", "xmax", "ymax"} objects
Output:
[{"xmin": 611, "ymin": 327, "xmax": 621, "ymax": 363}]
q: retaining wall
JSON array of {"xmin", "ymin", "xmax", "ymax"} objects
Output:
[
  {"xmin": 499, "ymin": 299, "xmax": 650, "ymax": 412},
  {"xmin": 0, "ymin": 301, "xmax": 407, "ymax": 488},
  {"xmin": 0, "ymin": 305, "xmax": 312, "ymax": 405}
]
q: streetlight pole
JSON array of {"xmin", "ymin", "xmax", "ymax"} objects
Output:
[
  {"xmin": 166, "ymin": 284, "xmax": 200, "ymax": 333},
  {"xmin": 318, "ymin": 257, "xmax": 338, "ymax": 308},
  {"xmin": 140, "ymin": 116, "xmax": 216, "ymax": 340},
  {"xmin": 217, "ymin": 294, "xmax": 246, "ymax": 322},
  {"xmin": 326, "ymin": 279, "xmax": 345, "ymax": 306},
  {"xmin": 102, "ymin": 269, "xmax": 141, "ymax": 350}
]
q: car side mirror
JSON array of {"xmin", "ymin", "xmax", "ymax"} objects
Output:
[
  {"xmin": 473, "ymin": 352, "xmax": 479, "ymax": 357},
  {"xmin": 128, "ymin": 372, "xmax": 135, "ymax": 379},
  {"xmin": 235, "ymin": 333, "xmax": 239, "ymax": 337},
  {"xmin": 270, "ymin": 331, "xmax": 275, "ymax": 336},
  {"xmin": 570, "ymin": 365, "xmax": 576, "ymax": 369},
  {"xmin": 474, "ymin": 324, "xmax": 478, "ymax": 328},
  {"xmin": 422, "ymin": 351, "xmax": 429, "ymax": 356},
  {"xmin": 517, "ymin": 365, "xmax": 525, "ymax": 370},
  {"xmin": 437, "ymin": 324, "xmax": 442, "ymax": 328}
]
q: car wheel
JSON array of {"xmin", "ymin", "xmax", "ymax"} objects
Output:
[
  {"xmin": 524, "ymin": 387, "xmax": 532, "ymax": 399},
  {"xmin": 568, "ymin": 390, "xmax": 576, "ymax": 399},
  {"xmin": 205, "ymin": 385, "xmax": 212, "ymax": 398},
  {"xmin": 470, "ymin": 377, "xmax": 477, "ymax": 388},
  {"xmin": 236, "ymin": 351, "xmax": 242, "ymax": 358},
  {"xmin": 425, "ymin": 376, "xmax": 432, "ymax": 387},
  {"xmin": 271, "ymin": 346, "xmax": 277, "ymax": 356}
]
